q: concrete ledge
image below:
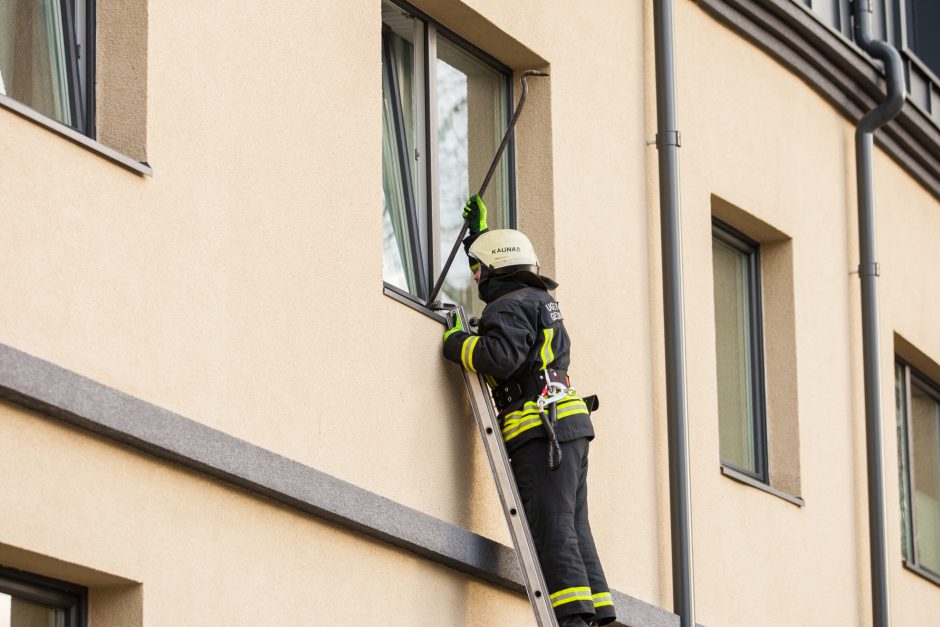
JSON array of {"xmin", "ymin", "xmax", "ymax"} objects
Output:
[{"xmin": 0, "ymin": 342, "xmax": 680, "ymax": 627}]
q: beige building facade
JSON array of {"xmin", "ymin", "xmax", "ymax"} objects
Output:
[{"xmin": 1, "ymin": 0, "xmax": 940, "ymax": 625}]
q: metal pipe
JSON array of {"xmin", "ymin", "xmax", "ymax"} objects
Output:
[
  {"xmin": 653, "ymin": 1, "xmax": 695, "ymax": 625},
  {"xmin": 852, "ymin": 2, "xmax": 905, "ymax": 625}
]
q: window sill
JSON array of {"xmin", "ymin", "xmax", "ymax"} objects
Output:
[
  {"xmin": 720, "ymin": 465, "xmax": 805, "ymax": 507},
  {"xmin": 383, "ymin": 283, "xmax": 446, "ymax": 324},
  {"xmin": 904, "ymin": 561, "xmax": 940, "ymax": 588},
  {"xmin": 0, "ymin": 95, "xmax": 152, "ymax": 177}
]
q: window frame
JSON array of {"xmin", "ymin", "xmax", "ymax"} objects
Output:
[
  {"xmin": 0, "ymin": 0, "xmax": 95, "ymax": 136},
  {"xmin": 0, "ymin": 565, "xmax": 88, "ymax": 627},
  {"xmin": 712, "ymin": 218, "xmax": 769, "ymax": 484},
  {"xmin": 896, "ymin": 358, "xmax": 940, "ymax": 586},
  {"xmin": 381, "ymin": 0, "xmax": 516, "ymax": 308}
]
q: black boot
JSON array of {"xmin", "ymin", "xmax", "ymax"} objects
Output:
[{"xmin": 558, "ymin": 615, "xmax": 591, "ymax": 627}]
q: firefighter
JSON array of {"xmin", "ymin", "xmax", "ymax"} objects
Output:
[{"xmin": 442, "ymin": 196, "xmax": 616, "ymax": 627}]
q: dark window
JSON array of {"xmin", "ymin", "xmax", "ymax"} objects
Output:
[
  {"xmin": 0, "ymin": 566, "xmax": 87, "ymax": 627},
  {"xmin": 896, "ymin": 360, "xmax": 940, "ymax": 583},
  {"xmin": 382, "ymin": 0, "xmax": 514, "ymax": 312},
  {"xmin": 907, "ymin": 0, "xmax": 940, "ymax": 79},
  {"xmin": 712, "ymin": 219, "xmax": 768, "ymax": 481},
  {"xmin": 0, "ymin": 0, "xmax": 94, "ymax": 135}
]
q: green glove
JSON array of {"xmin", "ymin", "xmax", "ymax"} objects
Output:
[
  {"xmin": 443, "ymin": 311, "xmax": 464, "ymax": 341},
  {"xmin": 462, "ymin": 194, "xmax": 488, "ymax": 235}
]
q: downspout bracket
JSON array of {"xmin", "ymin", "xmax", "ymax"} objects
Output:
[
  {"xmin": 857, "ymin": 262, "xmax": 881, "ymax": 277},
  {"xmin": 656, "ymin": 130, "xmax": 682, "ymax": 148}
]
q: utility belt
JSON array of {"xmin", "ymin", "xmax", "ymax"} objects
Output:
[{"xmin": 491, "ymin": 369, "xmax": 569, "ymax": 411}]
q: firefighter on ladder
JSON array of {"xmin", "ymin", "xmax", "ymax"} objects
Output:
[{"xmin": 442, "ymin": 196, "xmax": 616, "ymax": 627}]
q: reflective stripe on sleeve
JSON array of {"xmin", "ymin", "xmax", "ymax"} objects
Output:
[
  {"xmin": 539, "ymin": 328, "xmax": 555, "ymax": 370},
  {"xmin": 461, "ymin": 336, "xmax": 480, "ymax": 372},
  {"xmin": 592, "ymin": 591, "xmax": 613, "ymax": 608},
  {"xmin": 550, "ymin": 586, "xmax": 593, "ymax": 608}
]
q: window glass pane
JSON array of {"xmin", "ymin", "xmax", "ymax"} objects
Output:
[
  {"xmin": 0, "ymin": 592, "xmax": 65, "ymax": 627},
  {"xmin": 713, "ymin": 237, "xmax": 757, "ymax": 472},
  {"xmin": 908, "ymin": 0, "xmax": 940, "ymax": 78},
  {"xmin": 435, "ymin": 35, "xmax": 509, "ymax": 314},
  {"xmin": 911, "ymin": 381, "xmax": 940, "ymax": 573},
  {"xmin": 897, "ymin": 363, "xmax": 914, "ymax": 561},
  {"xmin": 0, "ymin": 0, "xmax": 73, "ymax": 125},
  {"xmin": 381, "ymin": 5, "xmax": 423, "ymax": 296}
]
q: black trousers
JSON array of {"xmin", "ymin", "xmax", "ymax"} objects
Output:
[{"xmin": 510, "ymin": 437, "xmax": 616, "ymax": 625}]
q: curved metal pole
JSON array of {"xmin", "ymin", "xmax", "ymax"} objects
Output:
[
  {"xmin": 426, "ymin": 70, "xmax": 548, "ymax": 308},
  {"xmin": 653, "ymin": 1, "xmax": 695, "ymax": 625},
  {"xmin": 852, "ymin": 2, "xmax": 905, "ymax": 626}
]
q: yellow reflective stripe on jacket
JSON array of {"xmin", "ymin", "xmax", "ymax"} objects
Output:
[
  {"xmin": 592, "ymin": 591, "xmax": 613, "ymax": 608},
  {"xmin": 461, "ymin": 336, "xmax": 480, "ymax": 372},
  {"xmin": 502, "ymin": 415, "xmax": 544, "ymax": 441},
  {"xmin": 556, "ymin": 399, "xmax": 589, "ymax": 419},
  {"xmin": 539, "ymin": 328, "xmax": 555, "ymax": 370},
  {"xmin": 500, "ymin": 395, "xmax": 590, "ymax": 442},
  {"xmin": 550, "ymin": 586, "xmax": 593, "ymax": 608}
]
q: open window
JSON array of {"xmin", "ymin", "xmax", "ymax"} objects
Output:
[
  {"xmin": 381, "ymin": 0, "xmax": 515, "ymax": 313},
  {"xmin": 0, "ymin": 0, "xmax": 93, "ymax": 135}
]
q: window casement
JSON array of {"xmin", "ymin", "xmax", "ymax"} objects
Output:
[
  {"xmin": 381, "ymin": 0, "xmax": 515, "ymax": 312},
  {"xmin": 896, "ymin": 359, "xmax": 940, "ymax": 585},
  {"xmin": 0, "ymin": 0, "xmax": 94, "ymax": 135},
  {"xmin": 712, "ymin": 219, "xmax": 768, "ymax": 483},
  {"xmin": 0, "ymin": 566, "xmax": 88, "ymax": 627}
]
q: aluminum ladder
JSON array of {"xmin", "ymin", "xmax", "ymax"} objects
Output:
[{"xmin": 447, "ymin": 305, "xmax": 559, "ymax": 627}]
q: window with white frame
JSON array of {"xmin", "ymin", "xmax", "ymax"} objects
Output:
[
  {"xmin": 712, "ymin": 219, "xmax": 768, "ymax": 482},
  {"xmin": 0, "ymin": 0, "xmax": 93, "ymax": 134},
  {"xmin": 381, "ymin": 0, "xmax": 514, "ymax": 312},
  {"xmin": 0, "ymin": 566, "xmax": 87, "ymax": 627},
  {"xmin": 896, "ymin": 359, "xmax": 940, "ymax": 583}
]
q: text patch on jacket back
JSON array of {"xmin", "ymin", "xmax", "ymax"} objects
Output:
[{"xmin": 542, "ymin": 301, "xmax": 564, "ymax": 325}]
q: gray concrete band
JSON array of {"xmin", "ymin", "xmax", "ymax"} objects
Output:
[{"xmin": 0, "ymin": 342, "xmax": 682, "ymax": 627}]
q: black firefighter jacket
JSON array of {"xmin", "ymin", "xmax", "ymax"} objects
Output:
[{"xmin": 443, "ymin": 278, "xmax": 594, "ymax": 453}]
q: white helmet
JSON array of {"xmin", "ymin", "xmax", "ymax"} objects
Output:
[{"xmin": 467, "ymin": 229, "xmax": 539, "ymax": 273}]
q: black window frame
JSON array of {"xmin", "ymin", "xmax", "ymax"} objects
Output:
[
  {"xmin": 712, "ymin": 218, "xmax": 769, "ymax": 484},
  {"xmin": 380, "ymin": 0, "xmax": 516, "ymax": 309},
  {"xmin": 0, "ymin": 565, "xmax": 88, "ymax": 627},
  {"xmin": 0, "ymin": 0, "xmax": 95, "ymax": 137},
  {"xmin": 896, "ymin": 358, "xmax": 940, "ymax": 587}
]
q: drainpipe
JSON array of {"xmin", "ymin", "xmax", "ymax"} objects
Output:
[
  {"xmin": 852, "ymin": 2, "xmax": 905, "ymax": 626},
  {"xmin": 653, "ymin": 1, "xmax": 695, "ymax": 625}
]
